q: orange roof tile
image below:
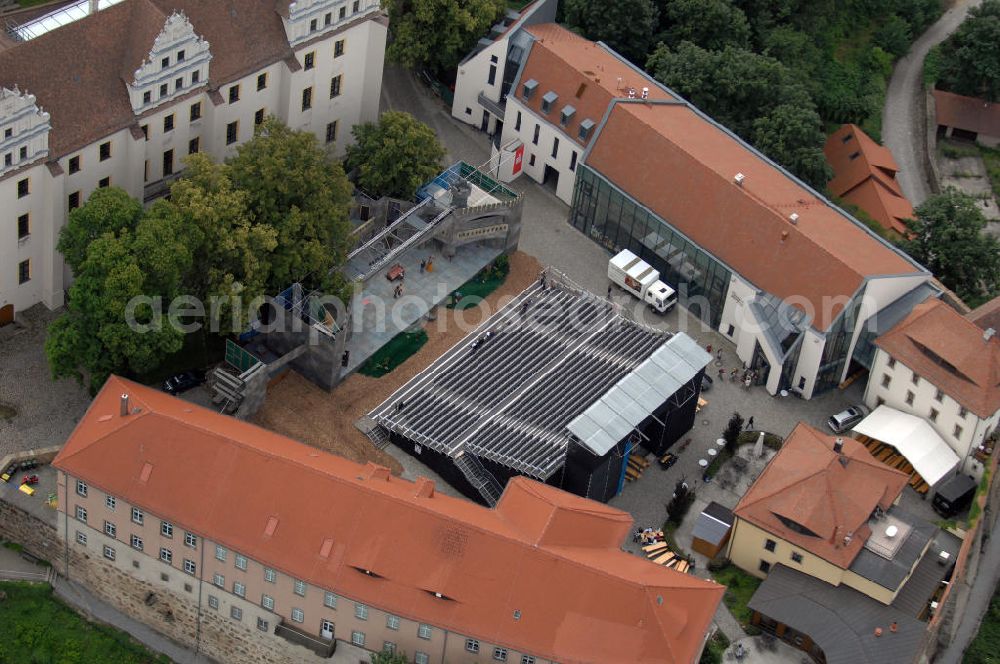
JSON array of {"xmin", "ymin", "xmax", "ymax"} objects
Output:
[
  {"xmin": 517, "ymin": 23, "xmax": 673, "ymax": 149},
  {"xmin": 54, "ymin": 377, "xmax": 723, "ymax": 664},
  {"xmin": 734, "ymin": 424, "xmax": 909, "ymax": 569},
  {"xmin": 824, "ymin": 125, "xmax": 914, "ymax": 235},
  {"xmin": 933, "ymin": 89, "xmax": 1000, "ymax": 138},
  {"xmin": 969, "ymin": 294, "xmax": 1000, "ymax": 332},
  {"xmin": 585, "ymin": 103, "xmax": 921, "ymax": 329},
  {"xmin": 877, "ymin": 299, "xmax": 1000, "ymax": 419}
]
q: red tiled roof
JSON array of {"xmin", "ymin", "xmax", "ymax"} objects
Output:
[
  {"xmin": 877, "ymin": 299, "xmax": 1000, "ymax": 419},
  {"xmin": 933, "ymin": 89, "xmax": 1000, "ymax": 138},
  {"xmin": 969, "ymin": 294, "xmax": 1000, "ymax": 332},
  {"xmin": 734, "ymin": 423, "xmax": 909, "ymax": 569},
  {"xmin": 517, "ymin": 23, "xmax": 673, "ymax": 149},
  {"xmin": 585, "ymin": 103, "xmax": 920, "ymax": 329},
  {"xmin": 53, "ymin": 377, "xmax": 723, "ymax": 664},
  {"xmin": 824, "ymin": 124, "xmax": 914, "ymax": 235},
  {"xmin": 0, "ymin": 0, "xmax": 300, "ymax": 158}
]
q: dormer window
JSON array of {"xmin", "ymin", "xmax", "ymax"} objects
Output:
[
  {"xmin": 560, "ymin": 105, "xmax": 575, "ymax": 127},
  {"xmin": 541, "ymin": 91, "xmax": 558, "ymax": 114},
  {"xmin": 521, "ymin": 79, "xmax": 538, "ymax": 100},
  {"xmin": 161, "ymin": 56, "xmax": 169, "ymax": 69},
  {"xmin": 578, "ymin": 118, "xmax": 595, "ymax": 141}
]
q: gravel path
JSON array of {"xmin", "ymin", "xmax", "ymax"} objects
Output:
[{"xmin": 882, "ymin": 0, "xmax": 983, "ymax": 206}]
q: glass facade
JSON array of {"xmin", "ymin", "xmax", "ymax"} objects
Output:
[
  {"xmin": 570, "ymin": 165, "xmax": 732, "ymax": 327},
  {"xmin": 813, "ymin": 289, "xmax": 865, "ymax": 394}
]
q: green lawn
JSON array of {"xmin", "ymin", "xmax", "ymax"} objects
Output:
[
  {"xmin": 711, "ymin": 564, "xmax": 762, "ymax": 628},
  {"xmin": 446, "ymin": 256, "xmax": 510, "ymax": 310},
  {"xmin": 699, "ymin": 630, "xmax": 731, "ymax": 664},
  {"xmin": 0, "ymin": 581, "xmax": 170, "ymax": 664},
  {"xmin": 358, "ymin": 329, "xmax": 428, "ymax": 378},
  {"xmin": 965, "ymin": 580, "xmax": 1000, "ymax": 664}
]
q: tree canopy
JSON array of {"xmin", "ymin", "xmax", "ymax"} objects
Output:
[
  {"xmin": 383, "ymin": 0, "xmax": 506, "ymax": 74},
  {"xmin": 345, "ymin": 111, "xmax": 446, "ymax": 200},
  {"xmin": 935, "ymin": 0, "xmax": 1000, "ymax": 102},
  {"xmin": 658, "ymin": 0, "xmax": 751, "ymax": 51},
  {"xmin": 563, "ymin": 0, "xmax": 659, "ymax": 64},
  {"xmin": 902, "ymin": 189, "xmax": 1000, "ymax": 308}
]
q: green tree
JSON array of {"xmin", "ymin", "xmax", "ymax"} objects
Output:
[
  {"xmin": 659, "ymin": 0, "xmax": 751, "ymax": 51},
  {"xmin": 903, "ymin": 190, "xmax": 1000, "ymax": 307},
  {"xmin": 874, "ymin": 14, "xmax": 912, "ymax": 58},
  {"xmin": 751, "ymin": 104, "xmax": 832, "ymax": 188},
  {"xmin": 228, "ymin": 117, "xmax": 353, "ymax": 292},
  {"xmin": 57, "ymin": 187, "xmax": 143, "ymax": 272},
  {"xmin": 383, "ymin": 0, "xmax": 505, "ymax": 74},
  {"xmin": 723, "ymin": 412, "xmax": 744, "ymax": 455},
  {"xmin": 370, "ymin": 650, "xmax": 409, "ymax": 664},
  {"xmin": 564, "ymin": 0, "xmax": 659, "ymax": 63},
  {"xmin": 937, "ymin": 0, "xmax": 1000, "ymax": 101},
  {"xmin": 666, "ymin": 478, "xmax": 696, "ymax": 525},
  {"xmin": 346, "ymin": 111, "xmax": 446, "ymax": 200}
]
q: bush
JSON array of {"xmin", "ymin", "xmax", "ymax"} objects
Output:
[
  {"xmin": 723, "ymin": 412, "xmax": 744, "ymax": 455},
  {"xmin": 699, "ymin": 630, "xmax": 731, "ymax": 664},
  {"xmin": 667, "ymin": 479, "xmax": 696, "ymax": 525}
]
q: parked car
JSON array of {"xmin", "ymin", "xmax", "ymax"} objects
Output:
[
  {"xmin": 827, "ymin": 404, "xmax": 869, "ymax": 434},
  {"xmin": 162, "ymin": 370, "xmax": 206, "ymax": 395},
  {"xmin": 932, "ymin": 474, "xmax": 977, "ymax": 518}
]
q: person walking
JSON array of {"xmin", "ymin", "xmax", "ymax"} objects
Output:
[
  {"xmin": 607, "ymin": 285, "xmax": 613, "ymax": 299},
  {"xmin": 420, "ymin": 259, "xmax": 426, "ymax": 273},
  {"xmin": 746, "ymin": 416, "xmax": 755, "ymax": 430}
]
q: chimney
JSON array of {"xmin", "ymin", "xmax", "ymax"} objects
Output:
[
  {"xmin": 734, "ymin": 173, "xmax": 745, "ymax": 187},
  {"xmin": 985, "ymin": 328, "xmax": 996, "ymax": 342},
  {"xmin": 641, "ymin": 86, "xmax": 649, "ymax": 100},
  {"xmin": 789, "ymin": 213, "xmax": 799, "ymax": 225},
  {"xmin": 89, "ymin": 0, "xmax": 99, "ymax": 14},
  {"xmin": 833, "ymin": 437, "xmax": 844, "ymax": 454},
  {"xmin": 780, "ymin": 230, "xmax": 789, "ymax": 242},
  {"xmin": 120, "ymin": 393, "xmax": 129, "ymax": 417}
]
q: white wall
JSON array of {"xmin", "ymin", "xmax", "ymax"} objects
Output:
[
  {"xmin": 452, "ymin": 38, "xmax": 508, "ymax": 131},
  {"xmin": 499, "ymin": 97, "xmax": 581, "ymax": 204}
]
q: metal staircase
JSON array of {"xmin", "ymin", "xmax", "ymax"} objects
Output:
[
  {"xmin": 365, "ymin": 424, "xmax": 391, "ymax": 451},
  {"xmin": 453, "ymin": 452, "xmax": 505, "ymax": 506}
]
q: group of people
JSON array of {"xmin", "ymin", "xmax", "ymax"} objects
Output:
[
  {"xmin": 393, "ymin": 255, "xmax": 438, "ymax": 299},
  {"xmin": 632, "ymin": 527, "xmax": 663, "ymax": 545},
  {"xmin": 716, "ymin": 365, "xmax": 759, "ymax": 389}
]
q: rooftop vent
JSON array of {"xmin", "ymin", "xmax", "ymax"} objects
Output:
[
  {"xmin": 641, "ymin": 87, "xmax": 649, "ymax": 100},
  {"xmin": 120, "ymin": 393, "xmax": 129, "ymax": 417},
  {"xmin": 985, "ymin": 328, "xmax": 996, "ymax": 342},
  {"xmin": 938, "ymin": 550, "xmax": 951, "ymax": 566},
  {"xmin": 789, "ymin": 213, "xmax": 799, "ymax": 225},
  {"xmin": 734, "ymin": 173, "xmax": 745, "ymax": 186},
  {"xmin": 885, "ymin": 525, "xmax": 898, "ymax": 538},
  {"xmin": 833, "ymin": 437, "xmax": 843, "ymax": 454},
  {"xmin": 627, "ymin": 87, "xmax": 636, "ymax": 99},
  {"xmin": 781, "ymin": 230, "xmax": 789, "ymax": 242}
]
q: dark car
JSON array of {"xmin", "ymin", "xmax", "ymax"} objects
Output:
[{"xmin": 162, "ymin": 370, "xmax": 206, "ymax": 395}]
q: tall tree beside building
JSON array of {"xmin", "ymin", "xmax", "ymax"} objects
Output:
[
  {"xmin": 346, "ymin": 111, "xmax": 446, "ymax": 201},
  {"xmin": 902, "ymin": 189, "xmax": 1000, "ymax": 308},
  {"xmin": 657, "ymin": 0, "xmax": 751, "ymax": 51},
  {"xmin": 935, "ymin": 0, "xmax": 1000, "ymax": 102},
  {"xmin": 383, "ymin": 0, "xmax": 506, "ymax": 74},
  {"xmin": 563, "ymin": 0, "xmax": 659, "ymax": 64}
]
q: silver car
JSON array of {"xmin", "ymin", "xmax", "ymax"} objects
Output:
[{"xmin": 827, "ymin": 405, "xmax": 869, "ymax": 434}]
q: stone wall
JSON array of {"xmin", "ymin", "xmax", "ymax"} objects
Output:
[{"xmin": 0, "ymin": 497, "xmax": 58, "ymax": 562}]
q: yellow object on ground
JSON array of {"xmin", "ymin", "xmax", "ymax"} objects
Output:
[{"xmin": 19, "ymin": 483, "xmax": 35, "ymax": 496}]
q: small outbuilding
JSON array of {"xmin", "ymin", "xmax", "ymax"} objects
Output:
[{"xmin": 691, "ymin": 501, "xmax": 734, "ymax": 558}]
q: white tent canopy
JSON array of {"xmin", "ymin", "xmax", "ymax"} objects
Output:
[{"xmin": 852, "ymin": 406, "xmax": 960, "ymax": 486}]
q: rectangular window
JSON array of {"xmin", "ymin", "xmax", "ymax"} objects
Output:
[
  {"xmin": 18, "ymin": 259, "xmax": 30, "ymax": 284},
  {"xmin": 184, "ymin": 559, "xmax": 196, "ymax": 575},
  {"xmin": 954, "ymin": 425, "xmax": 963, "ymax": 439},
  {"xmin": 226, "ymin": 121, "xmax": 238, "ymax": 145},
  {"xmin": 384, "ymin": 642, "xmax": 397, "ymax": 654},
  {"xmin": 141, "ymin": 124, "xmax": 149, "ymax": 140},
  {"xmin": 334, "ymin": 40, "xmax": 345, "ymax": 57},
  {"xmin": 163, "ymin": 114, "xmax": 174, "ymax": 132},
  {"xmin": 104, "ymin": 521, "xmax": 116, "ymax": 538},
  {"xmin": 488, "ymin": 63, "xmax": 497, "ymax": 86},
  {"xmin": 215, "ymin": 545, "xmax": 227, "ymax": 562},
  {"xmin": 304, "ymin": 52, "xmax": 315, "ymax": 70},
  {"xmin": 790, "ymin": 552, "xmax": 803, "ymax": 564},
  {"xmin": 192, "ymin": 70, "xmax": 200, "ymax": 84},
  {"xmin": 17, "ymin": 178, "xmax": 28, "ymax": 198},
  {"xmin": 514, "ymin": 111, "xmax": 521, "ymax": 132},
  {"xmin": 76, "ymin": 480, "xmax": 88, "ymax": 497},
  {"xmin": 934, "ymin": 388, "xmax": 944, "ymax": 402},
  {"xmin": 493, "ymin": 648, "xmax": 508, "ymax": 661},
  {"xmin": 257, "ymin": 617, "xmax": 269, "ymax": 632},
  {"xmin": 294, "ymin": 579, "xmax": 306, "ymax": 596},
  {"xmin": 323, "ymin": 591, "xmax": 336, "ymax": 608},
  {"xmin": 103, "ymin": 545, "xmax": 116, "ymax": 561},
  {"xmin": 4, "ymin": 153, "xmax": 11, "ymax": 167},
  {"xmin": 887, "ymin": 357, "xmax": 896, "ymax": 369},
  {"xmin": 466, "ymin": 639, "xmax": 480, "ymax": 653},
  {"xmin": 190, "ymin": 102, "xmax": 202, "ymax": 121},
  {"xmin": 386, "ymin": 614, "xmax": 400, "ymax": 630},
  {"xmin": 98, "ymin": 177, "xmax": 110, "ymax": 188},
  {"xmin": 76, "ymin": 531, "xmax": 87, "ymax": 545},
  {"xmin": 532, "ymin": 124, "xmax": 539, "ymax": 145},
  {"xmin": 930, "ymin": 408, "xmax": 939, "ymax": 422},
  {"xmin": 68, "ymin": 156, "xmax": 80, "ymax": 174},
  {"xmin": 177, "ymin": 49, "xmax": 185, "ymax": 62},
  {"xmin": 17, "ymin": 214, "xmax": 29, "ymax": 239},
  {"xmin": 99, "ymin": 142, "xmax": 111, "ymax": 161},
  {"xmin": 105, "ymin": 495, "xmax": 116, "ymax": 510},
  {"xmin": 160, "ymin": 83, "xmax": 168, "ymax": 97},
  {"xmin": 417, "ymin": 624, "xmax": 432, "ymax": 640},
  {"xmin": 18, "ymin": 146, "xmax": 25, "ymax": 160},
  {"xmin": 291, "ymin": 607, "xmax": 304, "ymax": 623},
  {"xmin": 521, "ymin": 657, "xmax": 535, "ymax": 664},
  {"xmin": 161, "ymin": 521, "xmax": 173, "ymax": 538},
  {"xmin": 759, "ymin": 560, "xmax": 772, "ymax": 574},
  {"xmin": 161, "ymin": 56, "xmax": 170, "ymax": 69},
  {"xmin": 528, "ymin": 154, "xmax": 535, "ymax": 167},
  {"xmin": 310, "ymin": 17, "xmax": 317, "ymax": 31},
  {"xmin": 881, "ymin": 374, "xmax": 891, "ymax": 388},
  {"xmin": 162, "ymin": 149, "xmax": 174, "ymax": 176},
  {"xmin": 959, "ymin": 406, "xmax": 968, "ymax": 418},
  {"xmin": 184, "ymin": 532, "xmax": 197, "ymax": 548},
  {"xmin": 257, "ymin": 73, "xmax": 267, "ymax": 91},
  {"xmin": 912, "ymin": 373, "xmax": 920, "ymax": 385},
  {"xmin": 264, "ymin": 567, "xmax": 276, "ymax": 583},
  {"xmin": 208, "ymin": 595, "xmax": 219, "ymax": 610},
  {"xmin": 175, "ymin": 77, "xmax": 183, "ymax": 91},
  {"xmin": 301, "ymin": 87, "xmax": 313, "ymax": 111},
  {"xmin": 906, "ymin": 391, "xmax": 915, "ymax": 406},
  {"xmin": 233, "ymin": 581, "xmax": 245, "ymax": 598},
  {"xmin": 551, "ymin": 136, "xmax": 559, "ymax": 159},
  {"xmin": 160, "ymin": 548, "xmax": 173, "ymax": 564},
  {"xmin": 230, "ymin": 606, "xmax": 242, "ymax": 621},
  {"xmin": 339, "ymin": 6, "xmax": 345, "ymax": 19},
  {"xmin": 325, "ymin": 12, "xmax": 332, "ymax": 25},
  {"xmin": 130, "ymin": 534, "xmax": 143, "ymax": 551},
  {"xmin": 330, "ymin": 75, "xmax": 342, "ymax": 98},
  {"xmin": 75, "ymin": 505, "xmax": 87, "ymax": 523},
  {"xmin": 764, "ymin": 539, "xmax": 776, "ymax": 552},
  {"xmin": 143, "ymin": 91, "xmax": 151, "ymax": 104},
  {"xmin": 354, "ymin": 603, "xmax": 368, "ymax": 620},
  {"xmin": 235, "ymin": 553, "xmax": 247, "ymax": 571},
  {"xmin": 415, "ymin": 654, "xmax": 429, "ymax": 664},
  {"xmin": 351, "ymin": 631, "xmax": 365, "ymax": 647},
  {"xmin": 254, "ymin": 109, "xmax": 265, "ymax": 126},
  {"xmin": 262, "ymin": 594, "xmax": 274, "ymax": 610},
  {"xmin": 229, "ymin": 85, "xmax": 240, "ymax": 103},
  {"xmin": 213, "ymin": 573, "xmax": 224, "ymax": 587},
  {"xmin": 569, "ymin": 151, "xmax": 577, "ymax": 172},
  {"xmin": 317, "ymin": 121, "xmax": 336, "ymax": 147},
  {"xmin": 188, "ymin": 137, "xmax": 200, "ymax": 155},
  {"xmin": 352, "ymin": 0, "xmax": 359, "ymax": 12}
]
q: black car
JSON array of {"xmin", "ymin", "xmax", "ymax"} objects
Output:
[{"xmin": 162, "ymin": 370, "xmax": 206, "ymax": 395}]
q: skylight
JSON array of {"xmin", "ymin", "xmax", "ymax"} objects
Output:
[{"xmin": 14, "ymin": 0, "xmax": 127, "ymax": 42}]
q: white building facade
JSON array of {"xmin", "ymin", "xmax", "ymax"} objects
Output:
[{"xmin": 0, "ymin": 0, "xmax": 386, "ymax": 319}]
